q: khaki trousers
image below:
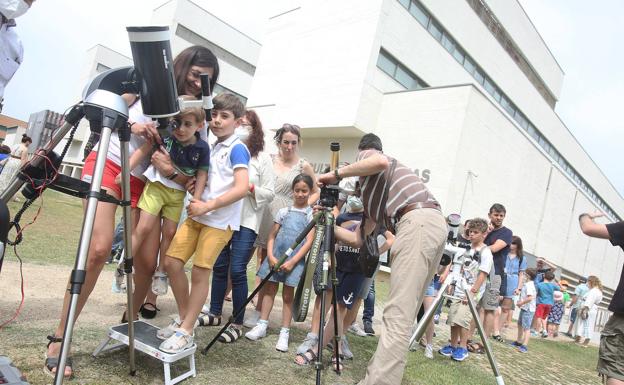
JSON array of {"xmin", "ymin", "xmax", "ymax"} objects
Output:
[{"xmin": 359, "ymin": 208, "xmax": 446, "ymax": 385}]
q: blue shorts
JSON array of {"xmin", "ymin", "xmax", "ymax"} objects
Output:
[
  {"xmin": 570, "ymin": 307, "xmax": 578, "ymax": 324},
  {"xmin": 518, "ymin": 309, "xmax": 534, "ymax": 330},
  {"xmin": 257, "ymin": 256, "xmax": 304, "ymax": 287},
  {"xmin": 425, "ymin": 279, "xmax": 436, "ymax": 297},
  {"xmin": 335, "ymin": 270, "xmax": 366, "ymax": 309}
]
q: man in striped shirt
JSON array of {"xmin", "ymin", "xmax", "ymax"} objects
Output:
[{"xmin": 318, "ymin": 133, "xmax": 447, "ymax": 385}]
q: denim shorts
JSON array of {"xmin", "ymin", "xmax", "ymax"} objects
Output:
[
  {"xmin": 518, "ymin": 309, "xmax": 534, "ymax": 330},
  {"xmin": 424, "ymin": 279, "xmax": 436, "ymax": 297}
]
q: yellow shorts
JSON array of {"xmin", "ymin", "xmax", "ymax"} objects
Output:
[
  {"xmin": 166, "ymin": 218, "xmax": 233, "ymax": 269},
  {"xmin": 137, "ymin": 181, "xmax": 186, "ymax": 222}
]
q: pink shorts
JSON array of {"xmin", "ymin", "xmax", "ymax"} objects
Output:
[{"xmin": 81, "ymin": 151, "xmax": 145, "ymax": 208}]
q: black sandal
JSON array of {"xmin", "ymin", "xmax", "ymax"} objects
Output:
[
  {"xmin": 140, "ymin": 302, "xmax": 160, "ymax": 319},
  {"xmin": 294, "ymin": 349, "xmax": 317, "ymax": 366},
  {"xmin": 331, "ymin": 355, "xmax": 344, "ymax": 373},
  {"xmin": 218, "ymin": 325, "xmax": 242, "ymax": 343},
  {"xmin": 44, "ymin": 335, "xmax": 73, "ymax": 378},
  {"xmin": 197, "ymin": 313, "xmax": 221, "ymax": 327}
]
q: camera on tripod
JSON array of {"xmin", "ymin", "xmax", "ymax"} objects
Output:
[{"xmin": 318, "ymin": 142, "xmax": 341, "ymax": 208}]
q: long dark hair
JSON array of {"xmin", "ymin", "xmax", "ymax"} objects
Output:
[
  {"xmin": 511, "ymin": 235, "xmax": 523, "ymax": 257},
  {"xmin": 173, "ymin": 46, "xmax": 220, "ymax": 98},
  {"xmin": 245, "ymin": 110, "xmax": 264, "ymax": 158}
]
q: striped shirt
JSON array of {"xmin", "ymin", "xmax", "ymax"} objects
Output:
[{"xmin": 356, "ymin": 149, "xmax": 440, "ymax": 226}]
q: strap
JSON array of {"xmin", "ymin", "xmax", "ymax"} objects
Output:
[
  {"xmin": 47, "ymin": 335, "xmax": 63, "ymax": 347},
  {"xmin": 293, "ymin": 220, "xmax": 325, "ymax": 322}
]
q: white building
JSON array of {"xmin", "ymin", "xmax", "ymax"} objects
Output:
[{"xmin": 246, "ymin": 0, "xmax": 624, "ymax": 306}]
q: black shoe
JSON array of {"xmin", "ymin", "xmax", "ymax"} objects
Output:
[
  {"xmin": 139, "ymin": 302, "xmax": 160, "ymax": 319},
  {"xmin": 364, "ymin": 321, "xmax": 375, "ymax": 335}
]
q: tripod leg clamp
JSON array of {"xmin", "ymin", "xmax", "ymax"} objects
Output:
[{"xmin": 69, "ymin": 269, "xmax": 87, "ymax": 294}]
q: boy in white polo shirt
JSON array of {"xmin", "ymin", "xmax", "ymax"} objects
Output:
[{"xmin": 158, "ymin": 93, "xmax": 250, "ymax": 353}]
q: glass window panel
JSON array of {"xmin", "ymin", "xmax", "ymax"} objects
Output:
[
  {"xmin": 473, "ymin": 69, "xmax": 484, "ymax": 85},
  {"xmin": 493, "ymin": 89, "xmax": 501, "ymax": 102},
  {"xmin": 442, "ymin": 33, "xmax": 455, "ymax": 53},
  {"xmin": 515, "ymin": 112, "xmax": 529, "ymax": 130},
  {"xmin": 409, "ymin": 2, "xmax": 430, "ymax": 27},
  {"xmin": 428, "ymin": 20, "xmax": 443, "ymax": 41},
  {"xmin": 484, "ymin": 78, "xmax": 496, "ymax": 96},
  {"xmin": 377, "ymin": 52, "xmax": 396, "ymax": 77},
  {"xmin": 463, "ymin": 57, "xmax": 476, "ymax": 74},
  {"xmin": 501, "ymin": 96, "xmax": 514, "ymax": 115},
  {"xmin": 452, "ymin": 47, "xmax": 465, "ymax": 64},
  {"xmin": 395, "ymin": 66, "xmax": 418, "ymax": 89},
  {"xmin": 398, "ymin": 0, "xmax": 410, "ymax": 9}
]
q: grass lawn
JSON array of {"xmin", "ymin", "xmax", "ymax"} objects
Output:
[{"xmin": 0, "ymin": 190, "xmax": 603, "ymax": 384}]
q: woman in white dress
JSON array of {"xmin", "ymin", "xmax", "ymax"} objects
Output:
[
  {"xmin": 0, "ymin": 133, "xmax": 31, "ymax": 193},
  {"xmin": 575, "ymin": 275, "xmax": 603, "ymax": 346}
]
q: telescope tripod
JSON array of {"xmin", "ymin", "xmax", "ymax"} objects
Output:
[
  {"xmin": 0, "ymin": 90, "xmax": 138, "ymax": 385},
  {"xmin": 409, "ymin": 258, "xmax": 505, "ymax": 385}
]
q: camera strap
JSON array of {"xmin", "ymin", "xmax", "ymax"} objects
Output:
[{"xmin": 293, "ymin": 218, "xmax": 325, "ymax": 322}]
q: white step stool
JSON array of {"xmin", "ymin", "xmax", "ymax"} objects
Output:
[{"xmin": 93, "ymin": 321, "xmax": 196, "ymax": 385}]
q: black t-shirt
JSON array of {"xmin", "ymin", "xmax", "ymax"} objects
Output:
[
  {"xmin": 485, "ymin": 226, "xmax": 513, "ymax": 277},
  {"xmin": 606, "ymin": 221, "xmax": 624, "ymax": 314},
  {"xmin": 336, "ymin": 212, "xmax": 364, "ymax": 273}
]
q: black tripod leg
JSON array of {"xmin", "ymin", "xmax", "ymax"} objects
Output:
[
  {"xmin": 464, "ymin": 287, "xmax": 505, "ymax": 385},
  {"xmin": 328, "ymin": 215, "xmax": 341, "ymax": 375},
  {"xmin": 201, "ymin": 213, "xmax": 321, "ymax": 355}
]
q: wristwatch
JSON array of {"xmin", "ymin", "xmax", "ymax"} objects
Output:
[{"xmin": 167, "ymin": 171, "xmax": 179, "ymax": 180}]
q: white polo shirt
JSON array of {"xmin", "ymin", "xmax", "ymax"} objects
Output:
[{"xmin": 193, "ymin": 134, "xmax": 250, "ymax": 230}]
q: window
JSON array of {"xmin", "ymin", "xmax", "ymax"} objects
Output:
[
  {"xmin": 473, "ymin": 69, "xmax": 485, "ymax": 85},
  {"xmin": 463, "ymin": 57, "xmax": 476, "ymax": 74},
  {"xmin": 398, "ymin": 0, "xmax": 410, "ymax": 9},
  {"xmin": 452, "ymin": 47, "xmax": 465, "ymax": 64},
  {"xmin": 376, "ymin": 49, "xmax": 428, "ymax": 90},
  {"xmin": 377, "ymin": 52, "xmax": 397, "ymax": 77},
  {"xmin": 442, "ymin": 33, "xmax": 455, "ymax": 53},
  {"xmin": 408, "ymin": 2, "xmax": 430, "ymax": 27},
  {"xmin": 483, "ymin": 78, "xmax": 496, "ymax": 95},
  {"xmin": 428, "ymin": 20, "xmax": 443, "ymax": 41},
  {"xmin": 500, "ymin": 96, "xmax": 514, "ymax": 115}
]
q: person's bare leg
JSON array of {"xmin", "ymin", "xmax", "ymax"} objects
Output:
[
  {"xmin": 343, "ymin": 297, "xmax": 363, "ymax": 329},
  {"xmin": 483, "ymin": 310, "xmax": 496, "ymax": 337},
  {"xmin": 492, "ymin": 306, "xmax": 501, "ymax": 336},
  {"xmin": 422, "ymin": 296, "xmax": 435, "ymax": 345},
  {"xmin": 259, "ymin": 282, "xmax": 278, "ymax": 321},
  {"xmin": 131, "ymin": 211, "xmax": 161, "ymax": 317},
  {"xmin": 179, "ymin": 265, "xmax": 212, "ymax": 333},
  {"xmin": 47, "ymin": 199, "xmax": 118, "ymax": 376},
  {"xmin": 164, "ymin": 256, "xmax": 190, "ymax": 319},
  {"xmin": 253, "ymin": 247, "xmax": 267, "ymax": 309},
  {"xmin": 521, "ymin": 328, "xmax": 530, "ymax": 346},
  {"xmin": 281, "ymin": 286, "xmax": 295, "ymax": 328},
  {"xmin": 607, "ymin": 378, "xmax": 624, "ymax": 385}
]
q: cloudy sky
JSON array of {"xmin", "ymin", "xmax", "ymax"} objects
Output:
[{"xmin": 4, "ymin": 0, "xmax": 624, "ymax": 197}]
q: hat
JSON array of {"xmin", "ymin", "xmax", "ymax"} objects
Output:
[
  {"xmin": 578, "ymin": 277, "xmax": 587, "ymax": 284},
  {"xmin": 554, "ymin": 291, "xmax": 563, "ymax": 301},
  {"xmin": 559, "ymin": 279, "xmax": 569, "ymax": 286}
]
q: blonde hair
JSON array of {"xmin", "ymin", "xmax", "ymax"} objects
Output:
[{"xmin": 587, "ymin": 275, "xmax": 603, "ymax": 291}]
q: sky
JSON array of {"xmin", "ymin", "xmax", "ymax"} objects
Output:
[{"xmin": 3, "ymin": 0, "xmax": 624, "ymax": 197}]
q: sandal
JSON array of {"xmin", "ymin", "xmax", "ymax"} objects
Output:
[
  {"xmin": 467, "ymin": 342, "xmax": 485, "ymax": 354},
  {"xmin": 492, "ymin": 335, "xmax": 504, "ymax": 342},
  {"xmin": 159, "ymin": 329, "xmax": 194, "ymax": 354},
  {"xmin": 218, "ymin": 325, "xmax": 242, "ymax": 343},
  {"xmin": 140, "ymin": 302, "xmax": 160, "ymax": 319},
  {"xmin": 294, "ymin": 348, "xmax": 317, "ymax": 366},
  {"xmin": 44, "ymin": 335, "xmax": 73, "ymax": 378},
  {"xmin": 197, "ymin": 313, "xmax": 221, "ymax": 327}
]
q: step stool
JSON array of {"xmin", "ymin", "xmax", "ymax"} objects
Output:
[{"xmin": 93, "ymin": 321, "xmax": 196, "ymax": 385}]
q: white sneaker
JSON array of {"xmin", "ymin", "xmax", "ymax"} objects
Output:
[
  {"xmin": 296, "ymin": 332, "xmax": 319, "ymax": 355},
  {"xmin": 159, "ymin": 329, "xmax": 194, "ymax": 354},
  {"xmin": 201, "ymin": 304, "xmax": 210, "ymax": 315},
  {"xmin": 151, "ymin": 271, "xmax": 168, "ymax": 296},
  {"xmin": 276, "ymin": 328, "xmax": 289, "ymax": 352},
  {"xmin": 243, "ymin": 309, "xmax": 261, "ymax": 328},
  {"xmin": 245, "ymin": 321, "xmax": 267, "ymax": 341},
  {"xmin": 424, "ymin": 344, "xmax": 434, "ymax": 359},
  {"xmin": 157, "ymin": 316, "xmax": 181, "ymax": 340},
  {"xmin": 348, "ymin": 322, "xmax": 367, "ymax": 337}
]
